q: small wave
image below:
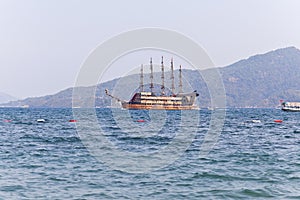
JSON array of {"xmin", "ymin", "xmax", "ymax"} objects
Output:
[{"xmin": 239, "ymin": 188, "xmax": 274, "ymax": 198}]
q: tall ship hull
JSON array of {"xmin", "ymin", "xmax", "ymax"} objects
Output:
[
  {"xmin": 121, "ymin": 91, "xmax": 199, "ymax": 110},
  {"xmin": 105, "ymin": 57, "xmax": 199, "ymax": 110},
  {"xmin": 122, "ymin": 104, "xmax": 197, "ymax": 110}
]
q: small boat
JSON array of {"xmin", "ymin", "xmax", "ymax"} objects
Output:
[
  {"xmin": 37, "ymin": 119, "xmax": 46, "ymax": 123},
  {"xmin": 251, "ymin": 119, "xmax": 261, "ymax": 123},
  {"xmin": 281, "ymin": 101, "xmax": 300, "ymax": 112}
]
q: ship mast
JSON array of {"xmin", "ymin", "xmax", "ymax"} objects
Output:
[
  {"xmin": 170, "ymin": 58, "xmax": 175, "ymax": 95},
  {"xmin": 150, "ymin": 58, "xmax": 154, "ymax": 93},
  {"xmin": 179, "ymin": 65, "xmax": 183, "ymax": 93},
  {"xmin": 140, "ymin": 64, "xmax": 144, "ymax": 92},
  {"xmin": 161, "ymin": 56, "xmax": 165, "ymax": 96}
]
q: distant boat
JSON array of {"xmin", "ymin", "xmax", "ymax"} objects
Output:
[
  {"xmin": 21, "ymin": 105, "xmax": 29, "ymax": 108},
  {"xmin": 105, "ymin": 57, "xmax": 199, "ymax": 110},
  {"xmin": 281, "ymin": 101, "xmax": 300, "ymax": 112},
  {"xmin": 37, "ymin": 119, "xmax": 46, "ymax": 123}
]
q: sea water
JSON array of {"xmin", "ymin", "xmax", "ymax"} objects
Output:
[{"xmin": 0, "ymin": 108, "xmax": 299, "ymax": 199}]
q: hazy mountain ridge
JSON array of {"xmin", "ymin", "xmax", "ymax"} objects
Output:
[
  {"xmin": 0, "ymin": 92, "xmax": 18, "ymax": 104},
  {"xmin": 2, "ymin": 46, "xmax": 300, "ymax": 108}
]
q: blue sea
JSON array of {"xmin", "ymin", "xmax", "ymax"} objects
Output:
[{"xmin": 0, "ymin": 108, "xmax": 299, "ymax": 199}]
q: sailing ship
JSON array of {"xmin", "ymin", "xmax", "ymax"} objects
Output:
[
  {"xmin": 105, "ymin": 57, "xmax": 199, "ymax": 110},
  {"xmin": 281, "ymin": 101, "xmax": 300, "ymax": 112}
]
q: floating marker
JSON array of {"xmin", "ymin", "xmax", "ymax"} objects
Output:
[
  {"xmin": 69, "ymin": 119, "xmax": 77, "ymax": 122},
  {"xmin": 37, "ymin": 119, "xmax": 46, "ymax": 123},
  {"xmin": 137, "ymin": 119, "xmax": 145, "ymax": 122},
  {"xmin": 274, "ymin": 119, "xmax": 283, "ymax": 123},
  {"xmin": 3, "ymin": 119, "xmax": 11, "ymax": 123}
]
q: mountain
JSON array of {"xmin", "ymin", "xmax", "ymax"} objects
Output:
[
  {"xmin": 2, "ymin": 46, "xmax": 300, "ymax": 108},
  {"xmin": 221, "ymin": 46, "xmax": 300, "ymax": 107},
  {"xmin": 0, "ymin": 92, "xmax": 17, "ymax": 104}
]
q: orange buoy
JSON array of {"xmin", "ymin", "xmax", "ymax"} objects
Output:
[
  {"xmin": 274, "ymin": 119, "xmax": 283, "ymax": 123},
  {"xmin": 69, "ymin": 119, "xmax": 77, "ymax": 122},
  {"xmin": 137, "ymin": 119, "xmax": 145, "ymax": 122}
]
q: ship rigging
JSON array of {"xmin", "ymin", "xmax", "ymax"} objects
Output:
[{"xmin": 105, "ymin": 57, "xmax": 199, "ymax": 110}]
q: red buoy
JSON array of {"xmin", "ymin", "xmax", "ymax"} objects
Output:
[
  {"xmin": 274, "ymin": 119, "xmax": 283, "ymax": 123},
  {"xmin": 69, "ymin": 119, "xmax": 77, "ymax": 122},
  {"xmin": 137, "ymin": 119, "xmax": 145, "ymax": 122}
]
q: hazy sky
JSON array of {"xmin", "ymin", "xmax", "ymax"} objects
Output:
[{"xmin": 1, "ymin": 0, "xmax": 300, "ymax": 98}]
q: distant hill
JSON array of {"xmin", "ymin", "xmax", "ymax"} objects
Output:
[
  {"xmin": 0, "ymin": 92, "xmax": 17, "ymax": 104},
  {"xmin": 221, "ymin": 46, "xmax": 300, "ymax": 107},
  {"xmin": 2, "ymin": 46, "xmax": 300, "ymax": 108}
]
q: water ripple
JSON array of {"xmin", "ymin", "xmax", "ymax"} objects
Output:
[{"xmin": 0, "ymin": 108, "xmax": 299, "ymax": 199}]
